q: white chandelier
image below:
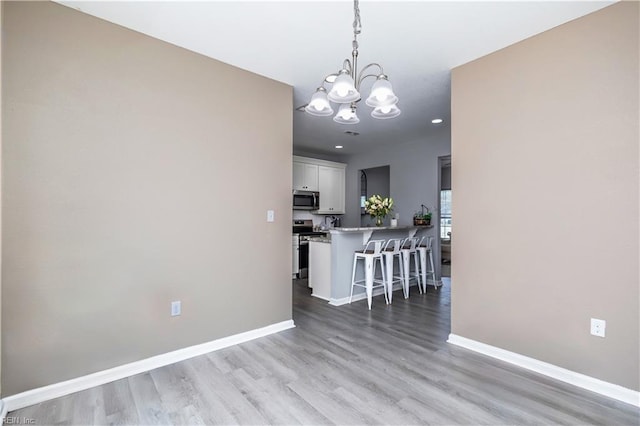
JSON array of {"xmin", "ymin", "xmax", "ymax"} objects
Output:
[{"xmin": 304, "ymin": 0, "xmax": 401, "ymax": 124}]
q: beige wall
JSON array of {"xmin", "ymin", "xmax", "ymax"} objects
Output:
[
  {"xmin": 0, "ymin": 0, "xmax": 3, "ymax": 396},
  {"xmin": 452, "ymin": 2, "xmax": 639, "ymax": 391},
  {"xmin": 2, "ymin": 1, "xmax": 292, "ymax": 396}
]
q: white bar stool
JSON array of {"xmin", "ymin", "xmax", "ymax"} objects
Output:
[
  {"xmin": 400, "ymin": 237, "xmax": 422, "ymax": 296},
  {"xmin": 381, "ymin": 238, "xmax": 405, "ymax": 302},
  {"xmin": 417, "ymin": 236, "xmax": 437, "ymax": 292},
  {"xmin": 350, "ymin": 239, "xmax": 388, "ymax": 309}
]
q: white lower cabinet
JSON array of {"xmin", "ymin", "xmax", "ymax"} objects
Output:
[
  {"xmin": 292, "ymin": 235, "xmax": 299, "ymax": 277},
  {"xmin": 309, "ymin": 241, "xmax": 331, "ymax": 301},
  {"xmin": 317, "ymin": 165, "xmax": 345, "ymax": 214}
]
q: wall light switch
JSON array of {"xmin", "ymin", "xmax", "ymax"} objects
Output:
[{"xmin": 267, "ymin": 210, "xmax": 275, "ymax": 222}]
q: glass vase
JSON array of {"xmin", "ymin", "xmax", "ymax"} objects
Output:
[{"xmin": 375, "ymin": 216, "xmax": 384, "ymax": 227}]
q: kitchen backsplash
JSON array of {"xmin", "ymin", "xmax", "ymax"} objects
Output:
[{"xmin": 293, "ymin": 210, "xmax": 343, "ymax": 230}]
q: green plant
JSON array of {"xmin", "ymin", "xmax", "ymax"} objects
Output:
[
  {"xmin": 414, "ymin": 205, "xmax": 432, "ymax": 225},
  {"xmin": 414, "ymin": 211, "xmax": 432, "ymax": 220}
]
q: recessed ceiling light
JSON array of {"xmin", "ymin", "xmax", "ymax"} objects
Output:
[
  {"xmin": 335, "ymin": 145, "xmax": 343, "ymax": 149},
  {"xmin": 432, "ymin": 118, "xmax": 443, "ymax": 124}
]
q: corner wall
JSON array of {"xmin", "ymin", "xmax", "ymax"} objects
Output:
[
  {"xmin": 2, "ymin": 1, "xmax": 292, "ymax": 395},
  {"xmin": 451, "ymin": 2, "xmax": 639, "ymax": 391}
]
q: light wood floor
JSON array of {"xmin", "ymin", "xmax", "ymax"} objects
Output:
[{"xmin": 10, "ymin": 281, "xmax": 640, "ymax": 425}]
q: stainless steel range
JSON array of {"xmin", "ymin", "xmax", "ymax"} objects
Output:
[{"xmin": 292, "ymin": 220, "xmax": 327, "ymax": 279}]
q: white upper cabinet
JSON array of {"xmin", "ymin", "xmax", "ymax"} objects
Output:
[
  {"xmin": 317, "ymin": 165, "xmax": 345, "ymax": 214},
  {"xmin": 293, "ymin": 161, "xmax": 319, "ymax": 191},
  {"xmin": 293, "ymin": 156, "xmax": 346, "ymax": 214}
]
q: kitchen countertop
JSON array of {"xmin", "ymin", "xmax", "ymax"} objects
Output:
[
  {"xmin": 308, "ymin": 237, "xmax": 331, "ymax": 243},
  {"xmin": 330, "ymin": 225, "xmax": 433, "ymax": 232}
]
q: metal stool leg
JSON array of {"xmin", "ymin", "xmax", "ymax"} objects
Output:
[{"xmin": 350, "ymin": 255, "xmax": 358, "ymax": 303}]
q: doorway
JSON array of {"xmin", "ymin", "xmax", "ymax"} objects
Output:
[
  {"xmin": 359, "ymin": 165, "xmax": 390, "ymax": 227},
  {"xmin": 439, "ymin": 156, "xmax": 451, "ymax": 277}
]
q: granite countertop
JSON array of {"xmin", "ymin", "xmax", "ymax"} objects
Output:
[
  {"xmin": 307, "ymin": 236, "xmax": 331, "ymax": 243},
  {"xmin": 330, "ymin": 225, "xmax": 433, "ymax": 233}
]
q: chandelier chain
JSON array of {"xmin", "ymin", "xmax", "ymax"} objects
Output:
[
  {"xmin": 351, "ymin": 0, "xmax": 362, "ymax": 81},
  {"xmin": 353, "ymin": 0, "xmax": 362, "ymax": 35}
]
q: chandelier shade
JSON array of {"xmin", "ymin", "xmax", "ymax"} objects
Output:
[
  {"xmin": 327, "ymin": 70, "xmax": 360, "ymax": 104},
  {"xmin": 371, "ymin": 104, "xmax": 401, "ymax": 119},
  {"xmin": 333, "ymin": 104, "xmax": 360, "ymax": 124},
  {"xmin": 305, "ymin": 88, "xmax": 334, "ymax": 116},
  {"xmin": 365, "ymin": 76, "xmax": 398, "ymax": 108},
  {"xmin": 304, "ymin": 0, "xmax": 400, "ymax": 125}
]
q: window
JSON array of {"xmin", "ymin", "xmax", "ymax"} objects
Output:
[{"xmin": 440, "ymin": 189, "xmax": 452, "ymax": 239}]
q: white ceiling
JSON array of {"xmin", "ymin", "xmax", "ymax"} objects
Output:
[{"xmin": 57, "ymin": 0, "xmax": 613, "ymax": 156}]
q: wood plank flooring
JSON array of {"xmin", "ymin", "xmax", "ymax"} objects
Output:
[{"xmin": 9, "ymin": 280, "xmax": 640, "ymax": 425}]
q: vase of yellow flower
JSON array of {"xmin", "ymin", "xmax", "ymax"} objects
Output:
[{"xmin": 364, "ymin": 195, "xmax": 394, "ymax": 227}]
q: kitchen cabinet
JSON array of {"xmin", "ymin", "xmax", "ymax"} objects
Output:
[
  {"xmin": 309, "ymin": 240, "xmax": 331, "ymax": 301},
  {"xmin": 293, "ymin": 155, "xmax": 346, "ymax": 214},
  {"xmin": 293, "ymin": 161, "xmax": 318, "ymax": 191},
  {"xmin": 317, "ymin": 165, "xmax": 345, "ymax": 214}
]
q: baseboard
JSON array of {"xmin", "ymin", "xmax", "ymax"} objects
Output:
[
  {"xmin": 310, "ymin": 293, "xmax": 330, "ymax": 302},
  {"xmin": 426, "ymin": 278, "xmax": 442, "ymax": 288},
  {"xmin": 447, "ymin": 334, "xmax": 640, "ymax": 408},
  {"xmin": 2, "ymin": 319, "xmax": 295, "ymax": 412},
  {"xmin": 329, "ymin": 282, "xmax": 421, "ymax": 306},
  {"xmin": 329, "ymin": 287, "xmax": 388, "ymax": 306}
]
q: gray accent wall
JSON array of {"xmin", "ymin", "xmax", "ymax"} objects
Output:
[
  {"xmin": 343, "ymin": 127, "xmax": 451, "ymax": 275},
  {"xmin": 292, "ymin": 149, "xmax": 347, "ymax": 164},
  {"xmin": 2, "ymin": 1, "xmax": 292, "ymax": 396},
  {"xmin": 451, "ymin": 2, "xmax": 639, "ymax": 391}
]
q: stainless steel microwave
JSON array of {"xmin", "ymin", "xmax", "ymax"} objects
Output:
[{"xmin": 293, "ymin": 190, "xmax": 320, "ymax": 210}]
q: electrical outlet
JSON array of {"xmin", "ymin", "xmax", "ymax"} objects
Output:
[
  {"xmin": 590, "ymin": 318, "xmax": 605, "ymax": 337},
  {"xmin": 171, "ymin": 301, "xmax": 181, "ymax": 317},
  {"xmin": 267, "ymin": 210, "xmax": 275, "ymax": 222}
]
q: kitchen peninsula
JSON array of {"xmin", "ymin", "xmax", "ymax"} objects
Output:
[{"xmin": 308, "ymin": 225, "xmax": 434, "ymax": 305}]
